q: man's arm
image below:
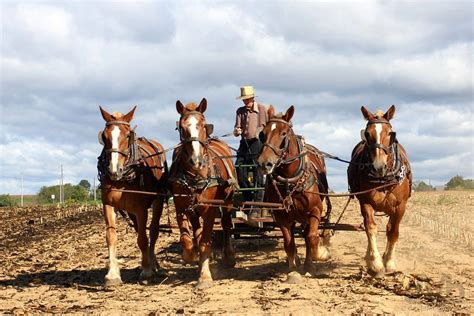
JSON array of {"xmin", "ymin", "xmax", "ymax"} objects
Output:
[{"xmin": 234, "ymin": 109, "xmax": 242, "ymax": 136}]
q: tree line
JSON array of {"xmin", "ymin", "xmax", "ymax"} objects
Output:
[
  {"xmin": 36, "ymin": 179, "xmax": 100, "ymax": 204},
  {"xmin": 413, "ymin": 175, "xmax": 474, "ymax": 192},
  {"xmin": 1, "ymin": 175, "xmax": 473, "ymax": 207}
]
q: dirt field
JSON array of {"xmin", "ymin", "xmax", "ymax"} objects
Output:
[{"xmin": 0, "ymin": 191, "xmax": 472, "ymax": 314}]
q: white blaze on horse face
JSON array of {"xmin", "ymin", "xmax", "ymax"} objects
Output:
[
  {"xmin": 188, "ymin": 116, "xmax": 201, "ymax": 156},
  {"xmin": 271, "ymin": 123, "xmax": 276, "ymax": 131},
  {"xmin": 375, "ymin": 123, "xmax": 382, "ymax": 145},
  {"xmin": 111, "ymin": 126, "xmax": 121, "ymax": 173},
  {"xmin": 374, "ymin": 123, "xmax": 387, "ymax": 165}
]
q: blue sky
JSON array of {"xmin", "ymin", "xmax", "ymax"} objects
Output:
[{"xmin": 1, "ymin": 0, "xmax": 472, "ymax": 194}]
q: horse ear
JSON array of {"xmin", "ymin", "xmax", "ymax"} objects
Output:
[
  {"xmin": 176, "ymin": 100, "xmax": 185, "ymax": 114},
  {"xmin": 123, "ymin": 105, "xmax": 137, "ymax": 123},
  {"xmin": 197, "ymin": 98, "xmax": 207, "ymax": 113},
  {"xmin": 384, "ymin": 105, "xmax": 396, "ymax": 121},
  {"xmin": 361, "ymin": 106, "xmax": 374, "ymax": 121},
  {"xmin": 99, "ymin": 105, "xmax": 113, "ymax": 122},
  {"xmin": 284, "ymin": 105, "xmax": 295, "ymax": 122},
  {"xmin": 267, "ymin": 105, "xmax": 275, "ymax": 119}
]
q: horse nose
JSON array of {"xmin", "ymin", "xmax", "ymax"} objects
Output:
[
  {"xmin": 373, "ymin": 163, "xmax": 387, "ymax": 176},
  {"xmin": 109, "ymin": 166, "xmax": 124, "ymax": 180},
  {"xmin": 189, "ymin": 156, "xmax": 205, "ymax": 169},
  {"xmin": 264, "ymin": 162, "xmax": 274, "ymax": 174}
]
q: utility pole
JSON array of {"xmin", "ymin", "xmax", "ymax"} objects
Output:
[
  {"xmin": 59, "ymin": 167, "xmax": 62, "ymax": 205},
  {"xmin": 60, "ymin": 164, "xmax": 64, "ymax": 204},
  {"xmin": 21, "ymin": 174, "xmax": 24, "ymax": 207}
]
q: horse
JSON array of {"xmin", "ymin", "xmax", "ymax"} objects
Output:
[
  {"xmin": 257, "ymin": 105, "xmax": 332, "ymax": 283},
  {"xmin": 347, "ymin": 105, "xmax": 412, "ymax": 277},
  {"xmin": 168, "ymin": 98, "xmax": 238, "ymax": 289},
  {"xmin": 97, "ymin": 105, "xmax": 168, "ymax": 286}
]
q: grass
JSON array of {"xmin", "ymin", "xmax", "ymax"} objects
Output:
[{"xmin": 405, "ymin": 191, "xmax": 473, "ymax": 250}]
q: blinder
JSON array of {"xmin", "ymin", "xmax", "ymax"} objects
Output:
[
  {"xmin": 205, "ymin": 124, "xmax": 214, "ymax": 137},
  {"xmin": 98, "ymin": 131, "xmax": 105, "ymax": 145}
]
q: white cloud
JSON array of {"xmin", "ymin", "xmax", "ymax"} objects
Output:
[{"xmin": 0, "ymin": 1, "xmax": 472, "ymax": 194}]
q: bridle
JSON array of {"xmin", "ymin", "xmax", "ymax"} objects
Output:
[
  {"xmin": 100, "ymin": 120, "xmax": 135, "ymax": 157},
  {"xmin": 177, "ymin": 111, "xmax": 209, "ymax": 147},
  {"xmin": 262, "ymin": 119, "xmax": 293, "ymax": 159},
  {"xmin": 262, "ymin": 118, "xmax": 307, "ymax": 167},
  {"xmin": 176, "ymin": 111, "xmax": 209, "ymax": 176},
  {"xmin": 365, "ymin": 118, "xmax": 395, "ymax": 155},
  {"xmin": 364, "ymin": 118, "xmax": 402, "ymax": 182}
]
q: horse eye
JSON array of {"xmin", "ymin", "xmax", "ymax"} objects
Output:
[{"xmin": 281, "ymin": 131, "xmax": 287, "ymax": 137}]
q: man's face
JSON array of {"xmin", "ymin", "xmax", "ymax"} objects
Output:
[{"xmin": 243, "ymin": 98, "xmax": 254, "ymax": 109}]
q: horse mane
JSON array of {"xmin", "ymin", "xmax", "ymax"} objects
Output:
[
  {"xmin": 275, "ymin": 112, "xmax": 284, "ymax": 119},
  {"xmin": 185, "ymin": 103, "xmax": 198, "ymax": 111},
  {"xmin": 374, "ymin": 110, "xmax": 384, "ymax": 119},
  {"xmin": 111, "ymin": 112, "xmax": 124, "ymax": 119}
]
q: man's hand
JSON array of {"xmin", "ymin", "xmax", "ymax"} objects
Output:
[{"xmin": 234, "ymin": 127, "xmax": 242, "ymax": 136}]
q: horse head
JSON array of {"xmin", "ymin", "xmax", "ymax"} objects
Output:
[
  {"xmin": 99, "ymin": 105, "xmax": 136, "ymax": 181},
  {"xmin": 176, "ymin": 98, "xmax": 208, "ymax": 174},
  {"xmin": 360, "ymin": 105, "xmax": 397, "ymax": 178},
  {"xmin": 257, "ymin": 105, "xmax": 295, "ymax": 175}
]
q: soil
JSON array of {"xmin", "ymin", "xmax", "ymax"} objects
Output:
[{"xmin": 0, "ymin": 191, "xmax": 472, "ymax": 314}]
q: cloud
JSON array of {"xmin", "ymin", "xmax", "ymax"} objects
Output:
[{"xmin": 0, "ymin": 1, "xmax": 472, "ymax": 194}]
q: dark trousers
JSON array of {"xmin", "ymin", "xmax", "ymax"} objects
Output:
[{"xmin": 236, "ymin": 138, "xmax": 264, "ymax": 202}]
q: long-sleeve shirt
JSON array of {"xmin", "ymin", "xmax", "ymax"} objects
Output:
[{"xmin": 234, "ymin": 102, "xmax": 268, "ymax": 140}]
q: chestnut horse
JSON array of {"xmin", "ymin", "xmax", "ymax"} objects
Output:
[
  {"xmin": 98, "ymin": 106, "xmax": 168, "ymax": 286},
  {"xmin": 348, "ymin": 105, "xmax": 412, "ymax": 277},
  {"xmin": 168, "ymin": 98, "xmax": 237, "ymax": 289},
  {"xmin": 257, "ymin": 105, "xmax": 331, "ymax": 283}
]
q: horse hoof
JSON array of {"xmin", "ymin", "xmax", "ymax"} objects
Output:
[
  {"xmin": 104, "ymin": 277, "xmax": 122, "ymax": 287},
  {"xmin": 195, "ymin": 279, "xmax": 213, "ymax": 290},
  {"xmin": 222, "ymin": 256, "xmax": 236, "ymax": 268},
  {"xmin": 315, "ymin": 246, "xmax": 331, "ymax": 262},
  {"xmin": 140, "ymin": 279, "xmax": 151, "ymax": 285},
  {"xmin": 368, "ymin": 268, "xmax": 385, "ymax": 279},
  {"xmin": 182, "ymin": 251, "xmax": 198, "ymax": 264},
  {"xmin": 286, "ymin": 271, "xmax": 303, "ymax": 284}
]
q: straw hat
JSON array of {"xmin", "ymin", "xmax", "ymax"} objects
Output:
[{"xmin": 236, "ymin": 86, "xmax": 256, "ymax": 100}]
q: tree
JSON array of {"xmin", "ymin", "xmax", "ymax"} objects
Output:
[
  {"xmin": 445, "ymin": 175, "xmax": 474, "ymax": 190},
  {"xmin": 414, "ymin": 181, "xmax": 435, "ymax": 192},
  {"xmin": 38, "ymin": 183, "xmax": 90, "ymax": 203},
  {"xmin": 78, "ymin": 179, "xmax": 91, "ymax": 191},
  {"xmin": 0, "ymin": 194, "xmax": 17, "ymax": 207}
]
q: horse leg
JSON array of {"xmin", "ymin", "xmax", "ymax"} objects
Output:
[
  {"xmin": 221, "ymin": 204, "xmax": 236, "ymax": 268},
  {"xmin": 275, "ymin": 213, "xmax": 301, "ymax": 283},
  {"xmin": 135, "ymin": 208, "xmax": 154, "ymax": 283},
  {"xmin": 196, "ymin": 209, "xmax": 216, "ymax": 289},
  {"xmin": 383, "ymin": 201, "xmax": 407, "ymax": 273},
  {"xmin": 361, "ymin": 202, "xmax": 384, "ymax": 277},
  {"xmin": 103, "ymin": 204, "xmax": 122, "ymax": 286},
  {"xmin": 148, "ymin": 197, "xmax": 163, "ymax": 274},
  {"xmin": 191, "ymin": 214, "xmax": 203, "ymax": 250},
  {"xmin": 177, "ymin": 211, "xmax": 198, "ymax": 264}
]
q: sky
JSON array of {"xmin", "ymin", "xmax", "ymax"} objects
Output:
[{"xmin": 0, "ymin": 0, "xmax": 473, "ymax": 194}]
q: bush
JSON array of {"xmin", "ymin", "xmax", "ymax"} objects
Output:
[
  {"xmin": 0, "ymin": 194, "xmax": 17, "ymax": 207},
  {"xmin": 414, "ymin": 181, "xmax": 436, "ymax": 192},
  {"xmin": 445, "ymin": 176, "xmax": 474, "ymax": 190}
]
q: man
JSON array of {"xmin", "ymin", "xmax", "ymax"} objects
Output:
[{"xmin": 234, "ymin": 86, "xmax": 268, "ymax": 207}]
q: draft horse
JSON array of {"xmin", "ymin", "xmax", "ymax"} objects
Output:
[
  {"xmin": 257, "ymin": 105, "xmax": 332, "ymax": 283},
  {"xmin": 98, "ymin": 106, "xmax": 168, "ymax": 286},
  {"xmin": 348, "ymin": 105, "xmax": 412, "ymax": 277},
  {"xmin": 168, "ymin": 98, "xmax": 237, "ymax": 289}
]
